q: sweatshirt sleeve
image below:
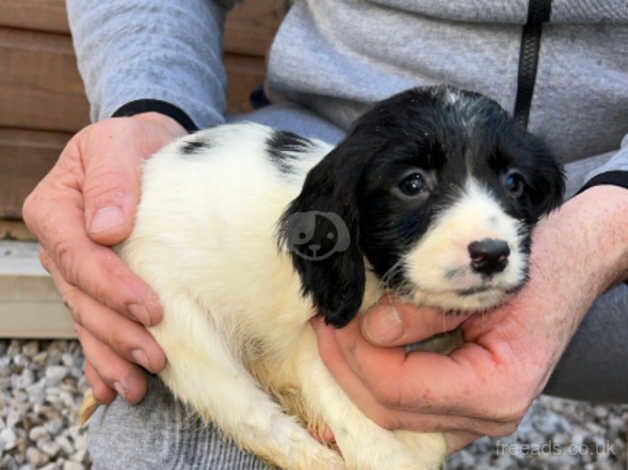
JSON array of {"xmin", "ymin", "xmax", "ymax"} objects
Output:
[
  {"xmin": 561, "ymin": 134, "xmax": 628, "ymax": 198},
  {"xmin": 67, "ymin": 0, "xmax": 239, "ymax": 130},
  {"xmin": 577, "ymin": 134, "xmax": 628, "ymax": 194}
]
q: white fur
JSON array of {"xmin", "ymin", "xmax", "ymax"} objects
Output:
[
  {"xmin": 405, "ymin": 179, "xmax": 526, "ymax": 311},
  {"xmin": 118, "ymin": 123, "xmax": 446, "ymax": 469}
]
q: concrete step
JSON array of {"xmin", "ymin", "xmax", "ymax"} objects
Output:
[{"xmin": 0, "ymin": 240, "xmax": 74, "ymax": 338}]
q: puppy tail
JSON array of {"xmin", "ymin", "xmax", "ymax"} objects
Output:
[{"xmin": 78, "ymin": 388, "xmax": 99, "ymax": 427}]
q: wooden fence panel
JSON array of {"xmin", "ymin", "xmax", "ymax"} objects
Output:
[
  {"xmin": 0, "ymin": 28, "xmax": 90, "ymax": 132},
  {"xmin": 0, "ymin": 129, "xmax": 71, "ymax": 218},
  {"xmin": 0, "ymin": 0, "xmax": 69, "ymax": 34}
]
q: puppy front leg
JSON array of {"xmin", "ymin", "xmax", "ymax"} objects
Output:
[
  {"xmin": 151, "ymin": 294, "xmax": 343, "ymax": 470},
  {"xmin": 296, "ymin": 327, "xmax": 447, "ymax": 470}
]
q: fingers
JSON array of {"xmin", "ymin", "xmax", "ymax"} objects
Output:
[
  {"xmin": 387, "ymin": 410, "xmax": 520, "ymax": 436},
  {"xmin": 313, "ymin": 318, "xmax": 519, "ymax": 437},
  {"xmin": 444, "ymin": 431, "xmax": 482, "ymax": 454},
  {"xmin": 84, "ymin": 360, "xmax": 116, "ymax": 404},
  {"xmin": 79, "ymin": 126, "xmax": 143, "ymax": 245},
  {"xmin": 22, "ymin": 117, "xmax": 183, "ymax": 407},
  {"xmin": 33, "ymin": 203, "xmax": 162, "ymax": 326},
  {"xmin": 361, "ymin": 296, "xmax": 472, "ymax": 346},
  {"xmin": 46, "ymin": 251, "xmax": 164, "ymax": 404},
  {"xmin": 23, "ymin": 124, "xmax": 163, "ymax": 327},
  {"xmin": 79, "ymin": 115, "xmax": 187, "ymax": 245},
  {"xmin": 46, "ymin": 252, "xmax": 166, "ymax": 374},
  {"xmin": 315, "ymin": 317, "xmax": 495, "ymax": 416},
  {"xmin": 313, "ymin": 316, "xmax": 404, "ymax": 428},
  {"xmin": 76, "ymin": 323, "xmax": 148, "ymax": 404}
]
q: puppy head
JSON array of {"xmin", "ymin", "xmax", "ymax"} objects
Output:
[{"xmin": 280, "ymin": 86, "xmax": 565, "ymax": 327}]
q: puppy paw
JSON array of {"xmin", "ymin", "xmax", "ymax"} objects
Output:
[{"xmin": 292, "ymin": 444, "xmax": 344, "ymax": 470}]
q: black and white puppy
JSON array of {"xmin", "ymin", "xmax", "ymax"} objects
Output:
[{"xmin": 93, "ymin": 87, "xmax": 564, "ymax": 469}]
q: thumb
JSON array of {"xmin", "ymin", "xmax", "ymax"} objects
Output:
[
  {"xmin": 361, "ymin": 296, "xmax": 471, "ymax": 346},
  {"xmin": 82, "ymin": 142, "xmax": 143, "ymax": 246}
]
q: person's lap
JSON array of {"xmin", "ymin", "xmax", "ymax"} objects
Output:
[{"xmin": 87, "ymin": 104, "xmax": 628, "ymax": 469}]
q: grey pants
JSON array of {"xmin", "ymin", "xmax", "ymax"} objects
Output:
[{"xmin": 88, "ymin": 105, "xmax": 628, "ymax": 469}]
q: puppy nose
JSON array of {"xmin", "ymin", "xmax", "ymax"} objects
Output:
[{"xmin": 468, "ymin": 239, "xmax": 510, "ymax": 275}]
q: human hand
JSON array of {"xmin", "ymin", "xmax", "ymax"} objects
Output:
[
  {"xmin": 313, "ymin": 185, "xmax": 628, "ymax": 453},
  {"xmin": 23, "ymin": 112, "xmax": 187, "ymax": 404}
]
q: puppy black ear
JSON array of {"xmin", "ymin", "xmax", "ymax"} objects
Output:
[
  {"xmin": 279, "ymin": 141, "xmax": 367, "ymax": 328},
  {"xmin": 525, "ymin": 142, "xmax": 566, "ymax": 218},
  {"xmin": 500, "ymin": 127, "xmax": 566, "ymax": 220}
]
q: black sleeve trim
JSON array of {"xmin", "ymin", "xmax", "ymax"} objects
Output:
[
  {"xmin": 112, "ymin": 99, "xmax": 198, "ymax": 132},
  {"xmin": 576, "ymin": 171, "xmax": 628, "ymax": 195}
]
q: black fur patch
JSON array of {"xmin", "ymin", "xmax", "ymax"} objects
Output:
[
  {"xmin": 181, "ymin": 139, "xmax": 212, "ymax": 157},
  {"xmin": 267, "ymin": 130, "xmax": 314, "ymax": 174}
]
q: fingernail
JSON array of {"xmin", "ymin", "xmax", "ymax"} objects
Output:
[
  {"xmin": 128, "ymin": 303, "xmax": 151, "ymax": 326},
  {"xmin": 131, "ymin": 349, "xmax": 151, "ymax": 372},
  {"xmin": 113, "ymin": 381, "xmax": 128, "ymax": 400},
  {"xmin": 89, "ymin": 206, "xmax": 124, "ymax": 234},
  {"xmin": 362, "ymin": 306, "xmax": 403, "ymax": 344}
]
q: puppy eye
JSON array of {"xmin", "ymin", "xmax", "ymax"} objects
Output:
[
  {"xmin": 399, "ymin": 172, "xmax": 426, "ymax": 196},
  {"xmin": 502, "ymin": 170, "xmax": 525, "ymax": 198}
]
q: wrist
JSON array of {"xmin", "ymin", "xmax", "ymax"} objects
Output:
[
  {"xmin": 567, "ymin": 185, "xmax": 628, "ymax": 288},
  {"xmin": 534, "ymin": 185, "xmax": 628, "ymax": 302},
  {"xmin": 132, "ymin": 112, "xmax": 187, "ymax": 138}
]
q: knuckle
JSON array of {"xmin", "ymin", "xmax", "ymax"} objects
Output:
[
  {"xmin": 372, "ymin": 382, "xmax": 402, "ymax": 408},
  {"xmin": 53, "ymin": 239, "xmax": 79, "ymax": 284},
  {"xmin": 88, "ymin": 350, "xmax": 128, "ymax": 385},
  {"xmin": 64, "ymin": 295, "xmax": 83, "ymax": 326},
  {"xmin": 104, "ymin": 327, "xmax": 127, "ymax": 357},
  {"xmin": 84, "ymin": 169, "xmax": 130, "ymax": 205},
  {"xmin": 38, "ymin": 248, "xmax": 50, "ymax": 272},
  {"xmin": 91, "ymin": 383, "xmax": 113, "ymax": 404},
  {"xmin": 22, "ymin": 189, "xmax": 45, "ymax": 230},
  {"xmin": 494, "ymin": 396, "xmax": 530, "ymax": 423},
  {"xmin": 99, "ymin": 251, "xmax": 124, "ymax": 277},
  {"xmin": 21, "ymin": 192, "xmax": 36, "ymax": 225},
  {"xmin": 377, "ymin": 411, "xmax": 399, "ymax": 431},
  {"xmin": 486, "ymin": 421, "xmax": 519, "ymax": 437}
]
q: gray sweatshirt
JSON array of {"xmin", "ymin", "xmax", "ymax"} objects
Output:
[{"xmin": 67, "ymin": 0, "xmax": 628, "ymax": 193}]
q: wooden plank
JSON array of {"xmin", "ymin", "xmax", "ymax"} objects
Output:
[
  {"xmin": 0, "ymin": 0, "xmax": 284, "ymax": 57},
  {"xmin": 225, "ymin": 0, "xmax": 285, "ymax": 57},
  {"xmin": 224, "ymin": 53, "xmax": 266, "ymax": 113},
  {"xmin": 0, "ymin": 50, "xmax": 263, "ymax": 218},
  {"xmin": 0, "ymin": 0, "xmax": 69, "ymax": 34},
  {"xmin": 0, "ymin": 241, "xmax": 74, "ymax": 338},
  {"xmin": 0, "ymin": 220, "xmax": 36, "ymax": 241},
  {"xmin": 0, "ymin": 128, "xmax": 71, "ymax": 219},
  {"xmin": 0, "ymin": 28, "xmax": 90, "ymax": 132},
  {"xmin": 0, "ymin": 26, "xmax": 266, "ymax": 131}
]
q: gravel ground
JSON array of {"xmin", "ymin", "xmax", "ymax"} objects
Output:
[
  {"xmin": 1, "ymin": 339, "xmax": 626, "ymax": 469},
  {"xmin": 0, "ymin": 340, "xmax": 89, "ymax": 470}
]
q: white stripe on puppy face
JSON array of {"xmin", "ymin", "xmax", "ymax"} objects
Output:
[{"xmin": 403, "ymin": 178, "xmax": 527, "ymax": 311}]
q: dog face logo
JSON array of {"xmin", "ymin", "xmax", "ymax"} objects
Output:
[{"xmin": 282, "ymin": 211, "xmax": 351, "ymax": 261}]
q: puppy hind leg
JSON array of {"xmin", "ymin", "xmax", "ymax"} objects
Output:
[
  {"xmin": 151, "ymin": 295, "xmax": 343, "ymax": 470},
  {"xmin": 295, "ymin": 328, "xmax": 446, "ymax": 470},
  {"xmin": 393, "ymin": 430, "xmax": 448, "ymax": 470}
]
